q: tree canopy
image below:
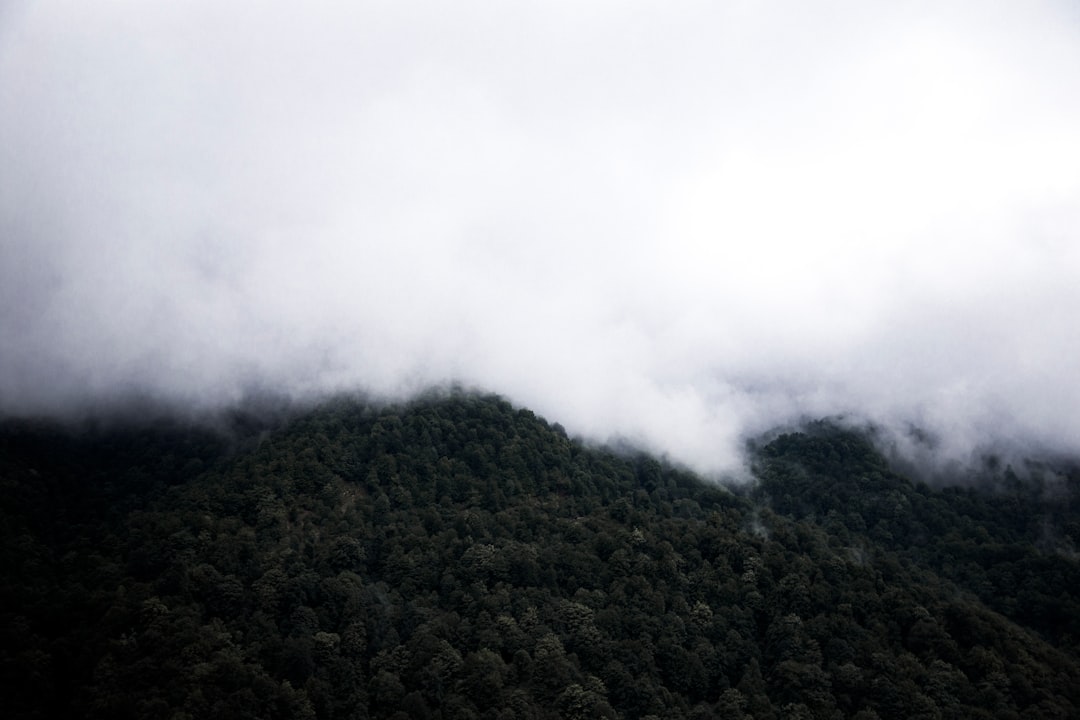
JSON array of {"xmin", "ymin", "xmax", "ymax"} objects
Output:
[{"xmin": 2, "ymin": 392, "xmax": 1079, "ymax": 719}]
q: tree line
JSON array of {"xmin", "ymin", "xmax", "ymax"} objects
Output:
[{"xmin": 2, "ymin": 392, "xmax": 1079, "ymax": 719}]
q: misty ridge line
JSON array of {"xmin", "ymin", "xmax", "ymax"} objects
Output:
[
  {"xmin": 1, "ymin": 1, "xmax": 1078, "ymax": 477},
  {"xmin": 2, "ymin": 380, "xmax": 1075, "ymax": 491}
]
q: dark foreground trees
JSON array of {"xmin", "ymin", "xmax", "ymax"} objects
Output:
[{"xmin": 2, "ymin": 393, "xmax": 1079, "ymax": 718}]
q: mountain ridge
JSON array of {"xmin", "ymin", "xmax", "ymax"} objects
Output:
[{"xmin": 3, "ymin": 392, "xmax": 1079, "ymax": 719}]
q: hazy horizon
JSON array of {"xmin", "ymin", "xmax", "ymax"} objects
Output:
[{"xmin": 3, "ymin": 1, "xmax": 1079, "ymax": 476}]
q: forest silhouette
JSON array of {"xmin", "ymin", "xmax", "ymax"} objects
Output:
[{"xmin": 3, "ymin": 392, "xmax": 1079, "ymax": 718}]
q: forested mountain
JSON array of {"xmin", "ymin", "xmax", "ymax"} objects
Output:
[{"xmin": 3, "ymin": 392, "xmax": 1080, "ymax": 719}]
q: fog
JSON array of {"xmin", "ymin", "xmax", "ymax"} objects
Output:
[{"xmin": 2, "ymin": 1, "xmax": 1079, "ymax": 476}]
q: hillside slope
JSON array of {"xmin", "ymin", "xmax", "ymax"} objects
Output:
[{"xmin": 2, "ymin": 393, "xmax": 1079, "ymax": 719}]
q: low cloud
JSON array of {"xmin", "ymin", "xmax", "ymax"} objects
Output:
[{"xmin": 2, "ymin": 1, "xmax": 1079, "ymax": 476}]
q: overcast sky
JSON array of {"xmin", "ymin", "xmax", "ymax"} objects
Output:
[{"xmin": 2, "ymin": 1, "xmax": 1079, "ymax": 476}]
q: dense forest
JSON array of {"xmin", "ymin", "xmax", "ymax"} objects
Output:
[{"xmin": 3, "ymin": 391, "xmax": 1080, "ymax": 719}]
